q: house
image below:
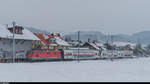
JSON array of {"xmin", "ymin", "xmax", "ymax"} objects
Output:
[
  {"xmin": 0, "ymin": 24, "xmax": 39, "ymax": 59},
  {"xmin": 68, "ymin": 40, "xmax": 85, "ymax": 47},
  {"xmin": 113, "ymin": 42, "xmax": 136, "ymax": 50},
  {"xmin": 82, "ymin": 41, "xmax": 106, "ymax": 51},
  {"xmin": 33, "ymin": 33, "xmax": 71, "ymax": 50}
]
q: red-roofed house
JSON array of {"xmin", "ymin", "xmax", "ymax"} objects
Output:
[{"xmin": 33, "ymin": 33, "xmax": 71, "ymax": 50}]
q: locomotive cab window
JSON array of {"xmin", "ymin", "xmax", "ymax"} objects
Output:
[
  {"xmin": 40, "ymin": 52, "xmax": 43, "ymax": 54},
  {"xmin": 47, "ymin": 52, "xmax": 50, "ymax": 54},
  {"xmin": 53, "ymin": 51, "xmax": 56, "ymax": 55}
]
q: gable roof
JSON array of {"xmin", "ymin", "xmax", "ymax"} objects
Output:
[
  {"xmin": 55, "ymin": 37, "xmax": 70, "ymax": 46},
  {"xmin": 94, "ymin": 42, "xmax": 107, "ymax": 50},
  {"xmin": 88, "ymin": 42, "xmax": 101, "ymax": 50},
  {"xmin": 34, "ymin": 33, "xmax": 70, "ymax": 46},
  {"xmin": 0, "ymin": 24, "xmax": 39, "ymax": 40},
  {"xmin": 83, "ymin": 42, "xmax": 106, "ymax": 51}
]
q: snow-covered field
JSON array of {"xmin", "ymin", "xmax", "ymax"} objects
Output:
[{"xmin": 1, "ymin": 57, "xmax": 150, "ymax": 82}]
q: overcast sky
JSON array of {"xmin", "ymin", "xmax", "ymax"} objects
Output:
[{"xmin": 0, "ymin": 0, "xmax": 150, "ymax": 35}]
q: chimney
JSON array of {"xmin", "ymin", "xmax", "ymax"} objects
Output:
[
  {"xmin": 51, "ymin": 33, "xmax": 54, "ymax": 36},
  {"xmin": 93, "ymin": 40, "xmax": 96, "ymax": 43},
  {"xmin": 57, "ymin": 33, "xmax": 61, "ymax": 37}
]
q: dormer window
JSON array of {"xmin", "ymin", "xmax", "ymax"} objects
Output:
[
  {"xmin": 48, "ymin": 38, "xmax": 56, "ymax": 43},
  {"xmin": 8, "ymin": 26, "xmax": 24, "ymax": 35}
]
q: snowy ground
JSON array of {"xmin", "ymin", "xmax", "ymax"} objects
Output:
[{"xmin": 1, "ymin": 57, "xmax": 150, "ymax": 82}]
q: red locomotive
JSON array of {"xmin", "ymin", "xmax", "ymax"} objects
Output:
[{"xmin": 27, "ymin": 50, "xmax": 62, "ymax": 61}]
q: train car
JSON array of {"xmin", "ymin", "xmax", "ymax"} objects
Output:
[
  {"xmin": 63, "ymin": 48, "xmax": 100, "ymax": 60},
  {"xmin": 27, "ymin": 50, "xmax": 62, "ymax": 61},
  {"xmin": 101, "ymin": 50, "xmax": 134, "ymax": 59}
]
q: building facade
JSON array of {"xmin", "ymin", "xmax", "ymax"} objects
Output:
[{"xmin": 0, "ymin": 24, "xmax": 39, "ymax": 59}]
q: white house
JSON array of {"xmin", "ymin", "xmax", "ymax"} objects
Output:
[{"xmin": 0, "ymin": 24, "xmax": 39, "ymax": 59}]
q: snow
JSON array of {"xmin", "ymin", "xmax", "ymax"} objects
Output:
[
  {"xmin": 7, "ymin": 23, "xmax": 22, "ymax": 28},
  {"xmin": 113, "ymin": 42, "xmax": 136, "ymax": 47},
  {"xmin": 0, "ymin": 24, "xmax": 39, "ymax": 40},
  {"xmin": 43, "ymin": 34, "xmax": 49, "ymax": 39},
  {"xmin": 55, "ymin": 37, "xmax": 70, "ymax": 46},
  {"xmin": 0, "ymin": 25, "xmax": 12, "ymax": 38},
  {"xmin": 49, "ymin": 44, "xmax": 57, "ymax": 46},
  {"xmin": 95, "ymin": 43, "xmax": 103, "ymax": 47},
  {"xmin": 95, "ymin": 42, "xmax": 107, "ymax": 50},
  {"xmin": 0, "ymin": 57, "xmax": 150, "ymax": 82},
  {"xmin": 14, "ymin": 27, "xmax": 40, "ymax": 40},
  {"xmin": 89, "ymin": 42, "xmax": 101, "ymax": 50},
  {"xmin": 113, "ymin": 42, "xmax": 136, "ymax": 49}
]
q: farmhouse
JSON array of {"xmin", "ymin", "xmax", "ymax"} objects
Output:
[{"xmin": 0, "ymin": 24, "xmax": 39, "ymax": 59}]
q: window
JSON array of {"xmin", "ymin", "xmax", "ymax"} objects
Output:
[
  {"xmin": 18, "ymin": 28, "xmax": 20, "ymax": 34},
  {"xmin": 53, "ymin": 51, "xmax": 56, "ymax": 55},
  {"xmin": 47, "ymin": 52, "xmax": 50, "ymax": 54},
  {"xmin": 7, "ymin": 26, "xmax": 24, "ymax": 35},
  {"xmin": 32, "ymin": 52, "xmax": 35, "ymax": 55},
  {"xmin": 49, "ymin": 39, "xmax": 56, "ymax": 43},
  {"xmin": 40, "ymin": 52, "xmax": 43, "ymax": 55},
  {"xmin": 15, "ymin": 28, "xmax": 17, "ymax": 34}
]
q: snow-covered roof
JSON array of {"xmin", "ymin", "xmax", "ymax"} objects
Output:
[
  {"xmin": 34, "ymin": 33, "xmax": 70, "ymax": 46},
  {"xmin": 88, "ymin": 42, "xmax": 101, "ymax": 50},
  {"xmin": 43, "ymin": 34, "xmax": 49, "ymax": 39},
  {"xmin": 0, "ymin": 24, "xmax": 40, "ymax": 40},
  {"xmin": 94, "ymin": 43, "xmax": 107, "ymax": 50},
  {"xmin": 141, "ymin": 44, "xmax": 147, "ymax": 50},
  {"xmin": 95, "ymin": 43, "xmax": 103, "ymax": 47},
  {"xmin": 7, "ymin": 23, "xmax": 22, "ymax": 28},
  {"xmin": 70, "ymin": 48, "xmax": 90, "ymax": 50},
  {"xmin": 55, "ymin": 37, "xmax": 70, "ymax": 46},
  {"xmin": 113, "ymin": 42, "xmax": 136, "ymax": 47},
  {"xmin": 49, "ymin": 44, "xmax": 57, "ymax": 46},
  {"xmin": 83, "ymin": 42, "xmax": 106, "ymax": 50},
  {"xmin": 68, "ymin": 41, "xmax": 85, "ymax": 46},
  {"xmin": 113, "ymin": 42, "xmax": 136, "ymax": 49}
]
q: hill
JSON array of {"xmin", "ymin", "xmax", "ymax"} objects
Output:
[{"xmin": 63, "ymin": 31, "xmax": 150, "ymax": 45}]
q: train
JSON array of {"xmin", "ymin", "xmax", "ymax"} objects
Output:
[
  {"xmin": 100, "ymin": 50, "xmax": 134, "ymax": 59},
  {"xmin": 0, "ymin": 48, "xmax": 135, "ymax": 62},
  {"xmin": 27, "ymin": 48, "xmax": 100, "ymax": 61},
  {"xmin": 27, "ymin": 48, "xmax": 134, "ymax": 62}
]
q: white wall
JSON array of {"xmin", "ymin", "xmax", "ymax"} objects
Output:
[{"xmin": 0, "ymin": 38, "xmax": 32, "ymax": 52}]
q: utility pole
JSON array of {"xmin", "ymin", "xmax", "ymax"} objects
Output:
[
  {"xmin": 95, "ymin": 34, "xmax": 98, "ymax": 43},
  {"xmin": 78, "ymin": 31, "xmax": 80, "ymax": 62},
  {"xmin": 111, "ymin": 35, "xmax": 114, "ymax": 45},
  {"xmin": 12, "ymin": 21, "xmax": 16, "ymax": 63}
]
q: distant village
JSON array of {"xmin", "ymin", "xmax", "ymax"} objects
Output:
[{"xmin": 0, "ymin": 22, "xmax": 150, "ymax": 63}]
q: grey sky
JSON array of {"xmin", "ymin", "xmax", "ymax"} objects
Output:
[{"xmin": 0, "ymin": 0, "xmax": 150, "ymax": 35}]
